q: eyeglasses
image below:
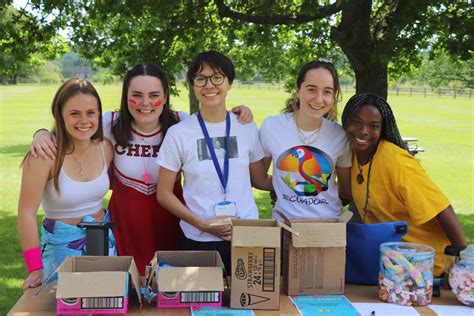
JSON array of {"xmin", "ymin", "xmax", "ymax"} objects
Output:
[{"xmin": 193, "ymin": 74, "xmax": 225, "ymax": 87}]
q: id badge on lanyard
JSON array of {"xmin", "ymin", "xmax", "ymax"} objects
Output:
[
  {"xmin": 214, "ymin": 200, "xmax": 237, "ymax": 217},
  {"xmin": 198, "ymin": 111, "xmax": 237, "ymax": 217}
]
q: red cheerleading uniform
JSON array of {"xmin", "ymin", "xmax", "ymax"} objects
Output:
[{"xmin": 104, "ymin": 111, "xmax": 187, "ymax": 274}]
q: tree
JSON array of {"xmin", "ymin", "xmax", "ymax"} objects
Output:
[
  {"xmin": 0, "ymin": 4, "xmax": 66, "ymax": 84},
  {"xmin": 411, "ymin": 52, "xmax": 474, "ymax": 89},
  {"xmin": 213, "ymin": 0, "xmax": 472, "ymax": 98},
  {"xmin": 30, "ymin": 0, "xmax": 472, "ymax": 101}
]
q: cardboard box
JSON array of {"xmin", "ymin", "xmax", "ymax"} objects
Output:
[
  {"xmin": 230, "ymin": 219, "xmax": 281, "ymax": 310},
  {"xmin": 153, "ymin": 251, "xmax": 225, "ymax": 308},
  {"xmin": 56, "ymin": 256, "xmax": 141, "ymax": 315},
  {"xmin": 281, "ymin": 211, "xmax": 353, "ymax": 295}
]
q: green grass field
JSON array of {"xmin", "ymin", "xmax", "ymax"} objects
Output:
[{"xmin": 0, "ymin": 83, "xmax": 472, "ymax": 314}]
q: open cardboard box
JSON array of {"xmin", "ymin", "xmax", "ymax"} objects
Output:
[
  {"xmin": 230, "ymin": 219, "xmax": 282, "ymax": 310},
  {"xmin": 55, "ymin": 256, "xmax": 141, "ymax": 314},
  {"xmin": 152, "ymin": 250, "xmax": 225, "ymax": 308},
  {"xmin": 279, "ymin": 210, "xmax": 353, "ymax": 295}
]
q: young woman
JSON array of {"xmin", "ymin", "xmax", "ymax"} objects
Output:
[
  {"xmin": 18, "ymin": 78, "xmax": 115, "ymax": 290},
  {"xmin": 341, "ymin": 92, "xmax": 466, "ymax": 276},
  {"xmin": 259, "ymin": 60, "xmax": 352, "ymax": 221},
  {"xmin": 156, "ymin": 51, "xmax": 272, "ymax": 272},
  {"xmin": 30, "ymin": 64, "xmax": 253, "ymax": 274}
]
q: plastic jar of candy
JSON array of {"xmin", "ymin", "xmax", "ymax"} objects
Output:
[
  {"xmin": 449, "ymin": 244, "xmax": 474, "ymax": 306},
  {"xmin": 443, "ymin": 245, "xmax": 465, "ymax": 289},
  {"xmin": 378, "ymin": 242, "xmax": 434, "ymax": 306}
]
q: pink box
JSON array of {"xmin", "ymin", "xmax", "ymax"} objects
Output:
[
  {"xmin": 157, "ymin": 291, "xmax": 222, "ymax": 308},
  {"xmin": 154, "ymin": 251, "xmax": 225, "ymax": 309},
  {"xmin": 57, "ymin": 297, "xmax": 129, "ymax": 314},
  {"xmin": 55, "ymin": 256, "xmax": 141, "ymax": 315}
]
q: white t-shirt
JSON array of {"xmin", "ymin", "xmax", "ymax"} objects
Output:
[
  {"xmin": 103, "ymin": 111, "xmax": 189, "ymax": 195},
  {"xmin": 156, "ymin": 112, "xmax": 264, "ymax": 241},
  {"xmin": 259, "ymin": 113, "xmax": 351, "ymax": 220}
]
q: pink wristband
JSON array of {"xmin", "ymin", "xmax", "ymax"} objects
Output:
[{"xmin": 22, "ymin": 247, "xmax": 44, "ymax": 273}]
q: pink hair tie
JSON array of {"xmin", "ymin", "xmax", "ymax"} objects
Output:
[{"xmin": 22, "ymin": 247, "xmax": 44, "ymax": 273}]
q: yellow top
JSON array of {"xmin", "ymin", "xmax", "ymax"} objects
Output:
[{"xmin": 352, "ymin": 139, "xmax": 451, "ymax": 276}]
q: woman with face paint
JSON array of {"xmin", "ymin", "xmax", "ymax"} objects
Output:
[
  {"xmin": 30, "ymin": 64, "xmax": 254, "ymax": 275},
  {"xmin": 18, "ymin": 78, "xmax": 115, "ymax": 290},
  {"xmin": 341, "ymin": 93, "xmax": 466, "ymax": 277},
  {"xmin": 156, "ymin": 51, "xmax": 272, "ymax": 272},
  {"xmin": 259, "ymin": 60, "xmax": 352, "ymax": 222}
]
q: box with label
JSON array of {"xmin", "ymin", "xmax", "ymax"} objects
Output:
[
  {"xmin": 154, "ymin": 251, "xmax": 225, "ymax": 308},
  {"xmin": 56, "ymin": 256, "xmax": 141, "ymax": 315},
  {"xmin": 282, "ymin": 211, "xmax": 353, "ymax": 295},
  {"xmin": 230, "ymin": 219, "xmax": 281, "ymax": 310}
]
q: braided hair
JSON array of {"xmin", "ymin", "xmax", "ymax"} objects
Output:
[{"xmin": 341, "ymin": 93, "xmax": 409, "ymax": 152}]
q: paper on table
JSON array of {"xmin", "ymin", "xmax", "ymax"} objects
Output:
[
  {"xmin": 428, "ymin": 305, "xmax": 474, "ymax": 316},
  {"xmin": 352, "ymin": 302, "xmax": 420, "ymax": 316},
  {"xmin": 191, "ymin": 306, "xmax": 255, "ymax": 316},
  {"xmin": 289, "ymin": 295, "xmax": 360, "ymax": 316}
]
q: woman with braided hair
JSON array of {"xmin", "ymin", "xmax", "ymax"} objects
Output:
[{"xmin": 341, "ymin": 92, "xmax": 466, "ymax": 277}]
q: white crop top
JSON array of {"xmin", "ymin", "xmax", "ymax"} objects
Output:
[{"xmin": 41, "ymin": 144, "xmax": 110, "ymax": 219}]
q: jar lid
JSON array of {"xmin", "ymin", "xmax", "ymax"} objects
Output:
[
  {"xmin": 459, "ymin": 244, "xmax": 474, "ymax": 262},
  {"xmin": 444, "ymin": 245, "xmax": 466, "ymax": 256}
]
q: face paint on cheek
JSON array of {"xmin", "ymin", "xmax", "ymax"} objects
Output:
[
  {"xmin": 153, "ymin": 99, "xmax": 162, "ymax": 108},
  {"xmin": 128, "ymin": 98, "xmax": 139, "ymax": 107}
]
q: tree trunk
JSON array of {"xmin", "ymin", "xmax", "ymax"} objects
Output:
[
  {"xmin": 188, "ymin": 87, "xmax": 199, "ymax": 114},
  {"xmin": 330, "ymin": 0, "xmax": 388, "ymax": 99},
  {"xmin": 349, "ymin": 56, "xmax": 388, "ymax": 99}
]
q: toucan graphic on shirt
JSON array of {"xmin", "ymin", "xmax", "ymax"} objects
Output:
[{"xmin": 276, "ymin": 145, "xmax": 334, "ymax": 196}]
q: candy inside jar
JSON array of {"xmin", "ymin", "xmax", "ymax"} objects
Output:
[
  {"xmin": 449, "ymin": 244, "xmax": 474, "ymax": 307},
  {"xmin": 378, "ymin": 242, "xmax": 434, "ymax": 306}
]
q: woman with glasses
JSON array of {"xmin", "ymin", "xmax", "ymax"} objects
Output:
[
  {"xmin": 28, "ymin": 64, "xmax": 253, "ymax": 275},
  {"xmin": 156, "ymin": 51, "xmax": 272, "ymax": 272},
  {"xmin": 259, "ymin": 60, "xmax": 352, "ymax": 221}
]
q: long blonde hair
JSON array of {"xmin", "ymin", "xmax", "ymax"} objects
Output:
[{"xmin": 22, "ymin": 78, "xmax": 103, "ymax": 192}]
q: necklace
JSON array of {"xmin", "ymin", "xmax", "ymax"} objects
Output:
[
  {"xmin": 356, "ymin": 161, "xmax": 365, "ymax": 184},
  {"xmin": 361, "ymin": 144, "xmax": 379, "ymax": 223},
  {"xmin": 132, "ymin": 123, "xmax": 160, "ymax": 184},
  {"xmin": 71, "ymin": 145, "xmax": 92, "ymax": 177},
  {"xmin": 293, "ymin": 113, "xmax": 321, "ymax": 145}
]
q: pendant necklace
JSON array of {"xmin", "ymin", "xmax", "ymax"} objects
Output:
[
  {"xmin": 361, "ymin": 143, "xmax": 379, "ymax": 223},
  {"xmin": 71, "ymin": 145, "xmax": 92, "ymax": 177},
  {"xmin": 294, "ymin": 113, "xmax": 321, "ymax": 145},
  {"xmin": 356, "ymin": 149, "xmax": 376, "ymax": 185},
  {"xmin": 356, "ymin": 161, "xmax": 365, "ymax": 184}
]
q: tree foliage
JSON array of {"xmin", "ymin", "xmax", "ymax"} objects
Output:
[
  {"xmin": 0, "ymin": 3, "xmax": 66, "ymax": 84},
  {"xmin": 25, "ymin": 0, "xmax": 472, "ymax": 100},
  {"xmin": 410, "ymin": 52, "xmax": 474, "ymax": 89}
]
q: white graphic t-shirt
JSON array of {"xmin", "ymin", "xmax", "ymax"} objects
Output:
[
  {"xmin": 259, "ymin": 113, "xmax": 351, "ymax": 220},
  {"xmin": 156, "ymin": 112, "xmax": 265, "ymax": 241}
]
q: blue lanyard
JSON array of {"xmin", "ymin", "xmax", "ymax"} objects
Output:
[{"xmin": 197, "ymin": 111, "xmax": 231, "ymax": 198}]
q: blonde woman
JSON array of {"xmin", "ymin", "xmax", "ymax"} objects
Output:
[{"xmin": 18, "ymin": 78, "xmax": 115, "ymax": 290}]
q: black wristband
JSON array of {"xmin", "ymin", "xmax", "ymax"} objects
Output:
[{"xmin": 33, "ymin": 128, "xmax": 48, "ymax": 138}]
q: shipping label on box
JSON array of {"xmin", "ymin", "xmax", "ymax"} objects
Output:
[
  {"xmin": 281, "ymin": 211, "xmax": 352, "ymax": 296},
  {"xmin": 55, "ymin": 256, "xmax": 141, "ymax": 315},
  {"xmin": 231, "ymin": 219, "xmax": 281, "ymax": 310},
  {"xmin": 154, "ymin": 251, "xmax": 225, "ymax": 308}
]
